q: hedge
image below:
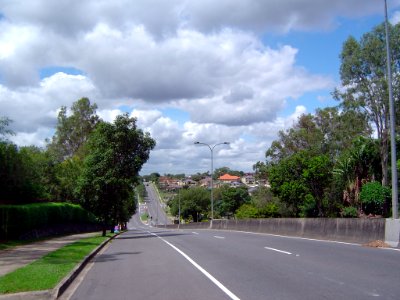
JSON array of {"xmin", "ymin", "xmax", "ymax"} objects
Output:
[{"xmin": 0, "ymin": 202, "xmax": 98, "ymax": 240}]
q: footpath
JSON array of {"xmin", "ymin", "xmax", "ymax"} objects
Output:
[{"xmin": 0, "ymin": 232, "xmax": 104, "ymax": 300}]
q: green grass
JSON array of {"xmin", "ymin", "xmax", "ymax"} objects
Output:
[
  {"xmin": 140, "ymin": 212, "xmax": 149, "ymax": 221},
  {"xmin": 0, "ymin": 234, "xmax": 113, "ymax": 294}
]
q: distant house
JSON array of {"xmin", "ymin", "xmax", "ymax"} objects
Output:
[
  {"xmin": 159, "ymin": 176, "xmax": 180, "ymax": 190},
  {"xmin": 199, "ymin": 177, "xmax": 212, "ymax": 188},
  {"xmin": 242, "ymin": 173, "xmax": 256, "ymax": 185},
  {"xmin": 182, "ymin": 178, "xmax": 197, "ymax": 186},
  {"xmin": 218, "ymin": 173, "xmax": 241, "ymax": 183}
]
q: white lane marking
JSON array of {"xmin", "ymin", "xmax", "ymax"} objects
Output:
[
  {"xmin": 148, "ymin": 231, "xmax": 240, "ymax": 300},
  {"xmin": 239, "ymin": 231, "xmax": 360, "ymax": 246},
  {"xmin": 264, "ymin": 247, "xmax": 292, "ymax": 255},
  {"xmin": 192, "ymin": 232, "xmax": 199, "ymax": 235},
  {"xmin": 214, "ymin": 236, "xmax": 225, "ymax": 239}
]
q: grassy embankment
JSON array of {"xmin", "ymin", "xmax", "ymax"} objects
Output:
[{"xmin": 0, "ymin": 233, "xmax": 113, "ymax": 294}]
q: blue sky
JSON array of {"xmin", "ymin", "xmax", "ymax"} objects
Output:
[{"xmin": 1, "ymin": 0, "xmax": 399, "ymax": 175}]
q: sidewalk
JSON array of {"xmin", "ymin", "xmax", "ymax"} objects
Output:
[{"xmin": 0, "ymin": 232, "xmax": 99, "ymax": 277}]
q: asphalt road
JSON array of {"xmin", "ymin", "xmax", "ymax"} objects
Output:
[
  {"xmin": 144, "ymin": 183, "xmax": 171, "ymax": 226},
  {"xmin": 69, "ymin": 214, "xmax": 400, "ymax": 300}
]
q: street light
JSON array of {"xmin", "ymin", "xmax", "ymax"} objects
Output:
[
  {"xmin": 384, "ymin": 0, "xmax": 398, "ymax": 219},
  {"xmin": 194, "ymin": 141, "xmax": 230, "ymax": 221}
]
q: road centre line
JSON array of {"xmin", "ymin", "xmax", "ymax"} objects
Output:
[
  {"xmin": 148, "ymin": 231, "xmax": 240, "ymax": 300},
  {"xmin": 264, "ymin": 247, "xmax": 292, "ymax": 255}
]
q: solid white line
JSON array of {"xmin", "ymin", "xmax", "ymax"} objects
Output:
[
  {"xmin": 214, "ymin": 236, "xmax": 225, "ymax": 239},
  {"xmin": 264, "ymin": 247, "xmax": 292, "ymax": 255},
  {"xmin": 148, "ymin": 231, "xmax": 240, "ymax": 300}
]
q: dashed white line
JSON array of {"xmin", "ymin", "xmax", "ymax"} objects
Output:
[
  {"xmin": 192, "ymin": 232, "xmax": 199, "ymax": 235},
  {"xmin": 264, "ymin": 247, "xmax": 292, "ymax": 255},
  {"xmin": 148, "ymin": 231, "xmax": 240, "ymax": 300},
  {"xmin": 214, "ymin": 236, "xmax": 225, "ymax": 239}
]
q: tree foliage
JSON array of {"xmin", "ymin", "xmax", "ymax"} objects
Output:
[
  {"xmin": 268, "ymin": 150, "xmax": 332, "ymax": 217},
  {"xmin": 334, "ymin": 22, "xmax": 400, "ymax": 186},
  {"xmin": 215, "ymin": 186, "xmax": 250, "ymax": 217},
  {"xmin": 169, "ymin": 187, "xmax": 210, "ymax": 222},
  {"xmin": 0, "ymin": 117, "xmax": 14, "ymax": 141},
  {"xmin": 76, "ymin": 114, "xmax": 155, "ymax": 235},
  {"xmin": 236, "ymin": 186, "xmax": 282, "ymax": 219},
  {"xmin": 48, "ymin": 98, "xmax": 100, "ymax": 161},
  {"xmin": 360, "ymin": 181, "xmax": 391, "ymax": 215}
]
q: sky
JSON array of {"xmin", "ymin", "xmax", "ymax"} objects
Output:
[{"xmin": 1, "ymin": 0, "xmax": 400, "ymax": 176}]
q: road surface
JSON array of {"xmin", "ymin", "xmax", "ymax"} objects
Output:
[
  {"xmin": 143, "ymin": 183, "xmax": 171, "ymax": 226},
  {"xmin": 68, "ymin": 213, "xmax": 400, "ymax": 300}
]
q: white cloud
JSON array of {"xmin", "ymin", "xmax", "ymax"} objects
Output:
[
  {"xmin": 1, "ymin": 0, "xmax": 393, "ymax": 174},
  {"xmin": 0, "ymin": 73, "xmax": 97, "ymax": 134},
  {"xmin": 391, "ymin": 11, "xmax": 400, "ymax": 24},
  {"xmin": 97, "ymin": 109, "xmax": 124, "ymax": 123},
  {"xmin": 1, "ymin": 0, "xmax": 395, "ymax": 37}
]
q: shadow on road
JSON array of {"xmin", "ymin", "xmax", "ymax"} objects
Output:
[{"xmin": 95, "ymin": 251, "xmax": 142, "ymax": 262}]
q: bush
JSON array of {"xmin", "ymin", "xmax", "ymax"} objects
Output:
[
  {"xmin": 360, "ymin": 182, "xmax": 390, "ymax": 215},
  {"xmin": 0, "ymin": 202, "xmax": 97, "ymax": 240},
  {"xmin": 236, "ymin": 204, "xmax": 260, "ymax": 219},
  {"xmin": 341, "ymin": 206, "xmax": 358, "ymax": 218}
]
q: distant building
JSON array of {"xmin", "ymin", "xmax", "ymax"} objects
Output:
[
  {"xmin": 182, "ymin": 178, "xmax": 197, "ymax": 186},
  {"xmin": 242, "ymin": 173, "xmax": 256, "ymax": 185},
  {"xmin": 158, "ymin": 176, "xmax": 180, "ymax": 190},
  {"xmin": 199, "ymin": 177, "xmax": 212, "ymax": 188},
  {"xmin": 218, "ymin": 173, "xmax": 241, "ymax": 183}
]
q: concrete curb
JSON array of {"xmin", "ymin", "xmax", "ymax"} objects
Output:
[{"xmin": 0, "ymin": 233, "xmax": 120, "ymax": 300}]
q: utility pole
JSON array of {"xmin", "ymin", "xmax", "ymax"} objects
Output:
[{"xmin": 384, "ymin": 0, "xmax": 398, "ymax": 219}]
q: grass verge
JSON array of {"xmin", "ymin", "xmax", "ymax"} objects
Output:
[
  {"xmin": 0, "ymin": 233, "xmax": 113, "ymax": 294},
  {"xmin": 140, "ymin": 212, "xmax": 149, "ymax": 221}
]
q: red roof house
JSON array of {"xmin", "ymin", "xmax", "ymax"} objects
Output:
[{"xmin": 218, "ymin": 174, "xmax": 241, "ymax": 182}]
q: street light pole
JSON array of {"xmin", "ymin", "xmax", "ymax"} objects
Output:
[
  {"xmin": 178, "ymin": 188, "xmax": 181, "ymax": 225},
  {"xmin": 384, "ymin": 0, "xmax": 398, "ymax": 219},
  {"xmin": 194, "ymin": 141, "xmax": 230, "ymax": 221}
]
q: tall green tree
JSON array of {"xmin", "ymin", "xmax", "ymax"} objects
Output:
[
  {"xmin": 169, "ymin": 187, "xmax": 210, "ymax": 222},
  {"xmin": 48, "ymin": 97, "xmax": 100, "ymax": 161},
  {"xmin": 0, "ymin": 117, "xmax": 14, "ymax": 141},
  {"xmin": 314, "ymin": 107, "xmax": 371, "ymax": 158},
  {"xmin": 76, "ymin": 114, "xmax": 155, "ymax": 235},
  {"xmin": 215, "ymin": 186, "xmax": 250, "ymax": 217},
  {"xmin": 334, "ymin": 22, "xmax": 400, "ymax": 186},
  {"xmin": 266, "ymin": 108, "xmax": 370, "ymax": 164},
  {"xmin": 266, "ymin": 114, "xmax": 323, "ymax": 164},
  {"xmin": 268, "ymin": 151, "xmax": 332, "ymax": 217},
  {"xmin": 333, "ymin": 137, "xmax": 381, "ymax": 212},
  {"xmin": 0, "ymin": 143, "xmax": 51, "ymax": 203}
]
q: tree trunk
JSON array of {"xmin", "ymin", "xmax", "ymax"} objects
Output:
[{"xmin": 381, "ymin": 133, "xmax": 389, "ymax": 187}]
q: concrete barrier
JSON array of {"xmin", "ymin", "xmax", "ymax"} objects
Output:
[
  {"xmin": 385, "ymin": 219, "xmax": 400, "ymax": 247},
  {"xmin": 173, "ymin": 218, "xmax": 387, "ymax": 244}
]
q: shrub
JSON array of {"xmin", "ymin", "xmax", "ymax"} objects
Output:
[
  {"xmin": 360, "ymin": 182, "xmax": 390, "ymax": 215},
  {"xmin": 0, "ymin": 202, "xmax": 97, "ymax": 240},
  {"xmin": 342, "ymin": 206, "xmax": 358, "ymax": 218}
]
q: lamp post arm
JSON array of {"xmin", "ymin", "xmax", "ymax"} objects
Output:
[{"xmin": 194, "ymin": 141, "xmax": 230, "ymax": 221}]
